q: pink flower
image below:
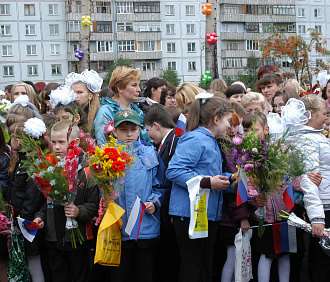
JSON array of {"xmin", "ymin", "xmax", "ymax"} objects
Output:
[
  {"xmin": 252, "ymin": 148, "xmax": 258, "ymax": 154},
  {"xmin": 243, "ymin": 163, "xmax": 254, "ymax": 171},
  {"xmin": 104, "ymin": 120, "xmax": 114, "ymax": 134},
  {"xmin": 232, "ymin": 136, "xmax": 243, "ymax": 145}
]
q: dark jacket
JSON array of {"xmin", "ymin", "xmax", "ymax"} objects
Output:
[
  {"xmin": 36, "ymin": 155, "xmax": 99, "ymax": 251},
  {"xmin": 0, "ymin": 152, "xmax": 10, "ymax": 199},
  {"xmin": 9, "ymin": 152, "xmax": 45, "ymax": 221},
  {"xmin": 159, "ymin": 129, "xmax": 179, "ymax": 168}
]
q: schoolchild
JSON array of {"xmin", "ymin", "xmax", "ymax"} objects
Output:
[
  {"xmin": 110, "ymin": 109, "xmax": 167, "ymax": 282},
  {"xmin": 34, "ymin": 120, "xmax": 99, "ymax": 282},
  {"xmin": 166, "ymin": 94, "xmax": 234, "ymax": 282}
]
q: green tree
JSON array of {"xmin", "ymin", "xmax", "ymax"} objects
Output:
[
  {"xmin": 103, "ymin": 57, "xmax": 132, "ymax": 87},
  {"xmin": 237, "ymin": 53, "xmax": 261, "ymax": 91},
  {"xmin": 159, "ymin": 68, "xmax": 181, "ymax": 87}
]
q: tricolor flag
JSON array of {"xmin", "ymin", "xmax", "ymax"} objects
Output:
[
  {"xmin": 125, "ymin": 196, "xmax": 146, "ymax": 241},
  {"xmin": 237, "ymin": 170, "xmax": 248, "ymax": 206},
  {"xmin": 273, "ymin": 222, "xmax": 297, "ymax": 254},
  {"xmin": 283, "ymin": 183, "xmax": 295, "ymax": 210},
  {"xmin": 17, "ymin": 217, "xmax": 40, "ymax": 242},
  {"xmin": 174, "ymin": 113, "xmax": 186, "ymax": 137}
]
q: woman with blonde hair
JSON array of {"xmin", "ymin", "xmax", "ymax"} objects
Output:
[
  {"xmin": 284, "ymin": 78, "xmax": 305, "ymax": 96},
  {"xmin": 175, "ymin": 82, "xmax": 204, "ymax": 110},
  {"xmin": 9, "ymin": 82, "xmax": 39, "ymax": 109},
  {"xmin": 210, "ymin": 79, "xmax": 227, "ymax": 95},
  {"xmin": 94, "ymin": 66, "xmax": 151, "ymax": 145}
]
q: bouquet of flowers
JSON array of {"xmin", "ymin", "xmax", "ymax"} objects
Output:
[
  {"xmin": 0, "ymin": 96, "xmax": 11, "ymax": 123},
  {"xmin": 22, "ymin": 136, "xmax": 84, "ymax": 248},
  {"xmin": 0, "ymin": 188, "xmax": 11, "ymax": 235},
  {"xmin": 223, "ymin": 129, "xmax": 312, "ymax": 237},
  {"xmin": 88, "ymin": 136, "xmax": 135, "ymax": 225}
]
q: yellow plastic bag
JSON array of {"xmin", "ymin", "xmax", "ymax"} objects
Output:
[{"xmin": 94, "ymin": 201, "xmax": 125, "ymax": 266}]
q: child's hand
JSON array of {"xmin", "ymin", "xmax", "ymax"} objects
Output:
[
  {"xmin": 308, "ymin": 172, "xmax": 322, "ymax": 186},
  {"xmin": 144, "ymin": 202, "xmax": 155, "ymax": 214},
  {"xmin": 254, "ymin": 195, "xmax": 268, "ymax": 207},
  {"xmin": 64, "ymin": 204, "xmax": 79, "ymax": 218},
  {"xmin": 312, "ymin": 223, "xmax": 325, "ymax": 238},
  {"xmin": 33, "ymin": 217, "xmax": 44, "ymax": 229},
  {"xmin": 240, "ymin": 219, "xmax": 250, "ymax": 233},
  {"xmin": 210, "ymin": 175, "xmax": 230, "ymax": 190}
]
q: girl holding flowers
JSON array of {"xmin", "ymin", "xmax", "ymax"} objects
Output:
[{"xmin": 8, "ymin": 118, "xmax": 48, "ymax": 281}]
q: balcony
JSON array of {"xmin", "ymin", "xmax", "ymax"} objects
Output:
[
  {"xmin": 140, "ymin": 69, "xmax": 162, "ymax": 80},
  {"xmin": 220, "ymin": 13, "xmax": 296, "ymax": 23}
]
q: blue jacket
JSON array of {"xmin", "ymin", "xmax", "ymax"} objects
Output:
[
  {"xmin": 115, "ymin": 139, "xmax": 168, "ymax": 241},
  {"xmin": 94, "ymin": 97, "xmax": 152, "ymax": 146},
  {"xmin": 166, "ymin": 127, "xmax": 232, "ymax": 221}
]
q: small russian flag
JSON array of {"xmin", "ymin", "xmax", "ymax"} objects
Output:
[
  {"xmin": 125, "ymin": 196, "xmax": 146, "ymax": 241},
  {"xmin": 17, "ymin": 217, "xmax": 40, "ymax": 242},
  {"xmin": 283, "ymin": 183, "xmax": 295, "ymax": 210},
  {"xmin": 174, "ymin": 113, "xmax": 186, "ymax": 137},
  {"xmin": 237, "ymin": 170, "xmax": 248, "ymax": 206},
  {"xmin": 272, "ymin": 222, "xmax": 297, "ymax": 254}
]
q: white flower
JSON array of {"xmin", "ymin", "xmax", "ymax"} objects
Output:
[
  {"xmin": 49, "ymin": 85, "xmax": 77, "ymax": 108},
  {"xmin": 47, "ymin": 166, "xmax": 55, "ymax": 173},
  {"xmin": 50, "ymin": 180, "xmax": 56, "ymax": 186},
  {"xmin": 0, "ymin": 99, "xmax": 12, "ymax": 113},
  {"xmin": 13, "ymin": 95, "xmax": 29, "ymax": 106},
  {"xmin": 35, "ymin": 159, "xmax": 42, "ymax": 165},
  {"xmin": 0, "ymin": 90, "xmax": 5, "ymax": 97},
  {"xmin": 24, "ymin": 117, "xmax": 47, "ymax": 139}
]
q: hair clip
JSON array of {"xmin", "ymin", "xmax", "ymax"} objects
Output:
[
  {"xmin": 201, "ymin": 99, "xmax": 206, "ymax": 104},
  {"xmin": 219, "ymin": 103, "xmax": 227, "ymax": 113}
]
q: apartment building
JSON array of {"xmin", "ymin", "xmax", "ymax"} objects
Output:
[
  {"xmin": 0, "ymin": 0, "xmax": 68, "ymax": 89},
  {"xmin": 217, "ymin": 0, "xmax": 296, "ymax": 80}
]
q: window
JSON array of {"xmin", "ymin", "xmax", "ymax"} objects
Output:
[
  {"xmin": 224, "ymin": 24, "xmax": 238, "ymax": 32},
  {"xmin": 68, "ymin": 21, "xmax": 80, "ymax": 32},
  {"xmin": 314, "ymin": 9, "xmax": 321, "ymax": 18},
  {"xmin": 51, "ymin": 64, "xmax": 62, "ymax": 75},
  {"xmin": 273, "ymin": 5, "xmax": 295, "ymax": 15},
  {"xmin": 2, "ymin": 45, "xmax": 12, "ymax": 56},
  {"xmin": 282, "ymin": 61, "xmax": 292, "ymax": 68},
  {"xmin": 316, "ymin": 59, "xmax": 322, "ymax": 67},
  {"xmin": 138, "ymin": 22, "xmax": 160, "ymax": 32},
  {"xmin": 98, "ymin": 61, "xmax": 111, "ymax": 72},
  {"xmin": 48, "ymin": 4, "xmax": 59, "ymax": 15},
  {"xmin": 165, "ymin": 5, "xmax": 174, "ymax": 15},
  {"xmin": 26, "ymin": 45, "xmax": 37, "ymax": 55},
  {"xmin": 142, "ymin": 62, "xmax": 156, "ymax": 71},
  {"xmin": 0, "ymin": 4, "xmax": 10, "ymax": 15},
  {"xmin": 246, "ymin": 40, "xmax": 258, "ymax": 51},
  {"xmin": 186, "ymin": 24, "xmax": 195, "ymax": 34},
  {"xmin": 222, "ymin": 4, "xmax": 242, "ymax": 14},
  {"xmin": 188, "ymin": 61, "xmax": 196, "ymax": 71},
  {"xmin": 134, "ymin": 2, "xmax": 160, "ymax": 13},
  {"xmin": 0, "ymin": 25, "xmax": 11, "ymax": 36},
  {"xmin": 298, "ymin": 8, "xmax": 305, "ymax": 17},
  {"xmin": 245, "ymin": 23, "xmax": 259, "ymax": 32},
  {"xmin": 137, "ymin": 41, "xmax": 161, "ymax": 51},
  {"xmin": 222, "ymin": 58, "xmax": 243, "ymax": 68},
  {"xmin": 72, "ymin": 43, "xmax": 79, "ymax": 52},
  {"xmin": 186, "ymin": 5, "xmax": 195, "ymax": 16},
  {"xmin": 117, "ymin": 22, "xmax": 133, "ymax": 32},
  {"xmin": 49, "ymin": 24, "xmax": 60, "ymax": 35},
  {"xmin": 67, "ymin": 0, "xmax": 81, "ymax": 13},
  {"xmin": 315, "ymin": 25, "xmax": 322, "ymax": 33},
  {"xmin": 24, "ymin": 4, "xmax": 35, "ymax": 15},
  {"xmin": 93, "ymin": 1, "xmax": 111, "ymax": 13},
  {"xmin": 298, "ymin": 25, "xmax": 306, "ymax": 34},
  {"xmin": 69, "ymin": 61, "xmax": 78, "ymax": 72},
  {"xmin": 226, "ymin": 42, "xmax": 239, "ymax": 50},
  {"xmin": 3, "ymin": 66, "xmax": 13, "ymax": 77},
  {"xmin": 166, "ymin": 24, "xmax": 175, "ymax": 34},
  {"xmin": 25, "ymin": 24, "xmax": 36, "ymax": 35},
  {"xmin": 287, "ymin": 24, "xmax": 295, "ymax": 33},
  {"xmin": 167, "ymin": 43, "xmax": 176, "ymax": 53},
  {"xmin": 95, "ymin": 22, "xmax": 112, "ymax": 33},
  {"xmin": 116, "ymin": 2, "xmax": 133, "ymax": 14},
  {"xmin": 97, "ymin": 41, "xmax": 113, "ymax": 52},
  {"xmin": 50, "ymin": 44, "xmax": 60, "ymax": 55},
  {"xmin": 27, "ymin": 65, "xmax": 38, "ymax": 76},
  {"xmin": 187, "ymin": 42, "xmax": 196, "ymax": 52},
  {"xmin": 168, "ymin": 62, "xmax": 176, "ymax": 70},
  {"xmin": 118, "ymin": 40, "xmax": 135, "ymax": 51}
]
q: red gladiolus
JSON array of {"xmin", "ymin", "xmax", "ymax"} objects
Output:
[
  {"xmin": 46, "ymin": 154, "xmax": 57, "ymax": 166},
  {"xmin": 112, "ymin": 161, "xmax": 125, "ymax": 172}
]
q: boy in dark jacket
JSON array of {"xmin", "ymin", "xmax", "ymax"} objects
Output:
[{"xmin": 34, "ymin": 120, "xmax": 98, "ymax": 282}]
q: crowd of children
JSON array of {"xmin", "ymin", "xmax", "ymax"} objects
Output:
[{"xmin": 1, "ymin": 65, "xmax": 330, "ymax": 282}]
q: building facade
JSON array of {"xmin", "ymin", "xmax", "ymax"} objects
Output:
[{"xmin": 0, "ymin": 0, "xmax": 68, "ymax": 89}]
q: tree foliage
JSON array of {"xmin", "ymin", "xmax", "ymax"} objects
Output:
[
  {"xmin": 159, "ymin": 68, "xmax": 181, "ymax": 87},
  {"xmin": 103, "ymin": 57, "xmax": 132, "ymax": 87},
  {"xmin": 237, "ymin": 53, "xmax": 261, "ymax": 91},
  {"xmin": 262, "ymin": 28, "xmax": 330, "ymax": 88}
]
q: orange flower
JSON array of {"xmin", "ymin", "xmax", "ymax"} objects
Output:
[{"xmin": 46, "ymin": 154, "xmax": 57, "ymax": 166}]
